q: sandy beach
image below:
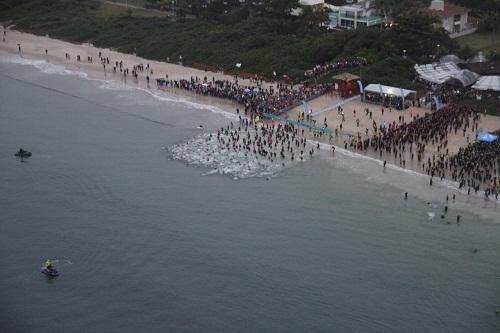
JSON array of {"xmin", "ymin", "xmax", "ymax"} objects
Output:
[{"xmin": 1, "ymin": 28, "xmax": 499, "ymax": 186}]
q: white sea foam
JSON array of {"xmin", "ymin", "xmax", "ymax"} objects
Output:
[
  {"xmin": 169, "ymin": 132, "xmax": 308, "ymax": 179},
  {"xmin": 96, "ymin": 78, "xmax": 240, "ymax": 120},
  {"xmin": 0, "ymin": 51, "xmax": 237, "ymax": 121},
  {"xmin": 0, "ymin": 52, "xmax": 88, "ymax": 78}
]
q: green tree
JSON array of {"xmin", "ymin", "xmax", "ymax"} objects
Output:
[
  {"xmin": 264, "ymin": 0, "xmax": 299, "ymax": 18},
  {"xmin": 300, "ymin": 6, "xmax": 330, "ymax": 30}
]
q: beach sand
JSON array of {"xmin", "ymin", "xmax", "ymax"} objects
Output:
[{"xmin": 1, "ymin": 28, "xmax": 499, "ymax": 182}]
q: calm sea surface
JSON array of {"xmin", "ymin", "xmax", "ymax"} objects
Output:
[{"xmin": 1, "ymin": 58, "xmax": 500, "ymax": 332}]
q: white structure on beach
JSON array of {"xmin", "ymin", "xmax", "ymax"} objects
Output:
[
  {"xmin": 414, "ymin": 62, "xmax": 480, "ymax": 87},
  {"xmin": 472, "ymin": 76, "xmax": 500, "ymax": 92}
]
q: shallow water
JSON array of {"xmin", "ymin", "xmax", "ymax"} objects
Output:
[{"xmin": 1, "ymin": 56, "xmax": 500, "ymax": 333}]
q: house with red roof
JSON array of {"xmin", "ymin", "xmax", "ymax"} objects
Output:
[{"xmin": 426, "ymin": 0, "xmax": 477, "ymax": 38}]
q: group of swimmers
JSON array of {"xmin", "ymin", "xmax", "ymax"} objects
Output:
[{"xmin": 213, "ymin": 116, "xmax": 326, "ymax": 165}]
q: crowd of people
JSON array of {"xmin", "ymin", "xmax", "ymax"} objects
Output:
[
  {"xmin": 336, "ymin": 103, "xmax": 498, "ymax": 196},
  {"xmin": 449, "ymin": 129, "xmax": 500, "ymax": 198},
  {"xmin": 304, "ymin": 57, "xmax": 367, "ymax": 78},
  {"xmin": 157, "ymin": 76, "xmax": 328, "ymax": 115},
  {"xmin": 213, "ymin": 116, "xmax": 325, "ymax": 165}
]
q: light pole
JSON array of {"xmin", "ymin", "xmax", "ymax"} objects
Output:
[
  {"xmin": 403, "ymin": 49, "xmax": 407, "ymax": 59},
  {"xmin": 437, "ymin": 44, "xmax": 441, "ymax": 59}
]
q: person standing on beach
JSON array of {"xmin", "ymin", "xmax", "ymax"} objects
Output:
[{"xmin": 17, "ymin": 43, "xmax": 21, "ymax": 54}]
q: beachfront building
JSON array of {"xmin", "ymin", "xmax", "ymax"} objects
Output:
[
  {"xmin": 426, "ymin": 0, "xmax": 476, "ymax": 38},
  {"xmin": 325, "ymin": 0, "xmax": 384, "ymax": 30}
]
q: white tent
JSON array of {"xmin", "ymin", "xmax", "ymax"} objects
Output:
[
  {"xmin": 364, "ymin": 84, "xmax": 415, "ymax": 98},
  {"xmin": 414, "ymin": 62, "xmax": 461, "ymax": 84},
  {"xmin": 440, "ymin": 54, "xmax": 464, "ymax": 65},
  {"xmin": 415, "ymin": 62, "xmax": 480, "ymax": 86},
  {"xmin": 472, "ymin": 76, "xmax": 500, "ymax": 91},
  {"xmin": 470, "ymin": 51, "xmax": 488, "ymax": 64},
  {"xmin": 443, "ymin": 69, "xmax": 479, "ymax": 87}
]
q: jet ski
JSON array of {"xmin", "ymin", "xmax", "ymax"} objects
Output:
[
  {"xmin": 41, "ymin": 260, "xmax": 59, "ymax": 277},
  {"xmin": 15, "ymin": 149, "xmax": 32, "ymax": 158},
  {"xmin": 41, "ymin": 267, "xmax": 59, "ymax": 277}
]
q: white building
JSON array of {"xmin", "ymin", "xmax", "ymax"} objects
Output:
[
  {"xmin": 325, "ymin": 0, "xmax": 384, "ymax": 30},
  {"xmin": 426, "ymin": 0, "xmax": 476, "ymax": 38}
]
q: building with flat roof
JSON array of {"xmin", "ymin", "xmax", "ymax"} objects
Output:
[{"xmin": 326, "ymin": 0, "xmax": 384, "ymax": 30}]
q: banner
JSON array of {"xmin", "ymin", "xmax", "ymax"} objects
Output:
[
  {"xmin": 356, "ymin": 80, "xmax": 364, "ymax": 93},
  {"xmin": 432, "ymin": 96, "xmax": 441, "ymax": 111}
]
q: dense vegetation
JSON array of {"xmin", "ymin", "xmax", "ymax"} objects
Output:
[{"xmin": 1, "ymin": 0, "xmax": 458, "ymax": 89}]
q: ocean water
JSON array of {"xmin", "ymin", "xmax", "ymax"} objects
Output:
[{"xmin": 1, "ymin": 56, "xmax": 500, "ymax": 333}]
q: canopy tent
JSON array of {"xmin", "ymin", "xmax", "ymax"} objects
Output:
[
  {"xmin": 415, "ymin": 62, "xmax": 461, "ymax": 84},
  {"xmin": 440, "ymin": 54, "xmax": 464, "ymax": 65},
  {"xmin": 478, "ymin": 132, "xmax": 498, "ymax": 143},
  {"xmin": 415, "ymin": 63, "xmax": 479, "ymax": 86},
  {"xmin": 443, "ymin": 69, "xmax": 479, "ymax": 87},
  {"xmin": 472, "ymin": 76, "xmax": 500, "ymax": 91},
  {"xmin": 364, "ymin": 84, "xmax": 415, "ymax": 98},
  {"xmin": 470, "ymin": 51, "xmax": 488, "ymax": 64},
  {"xmin": 363, "ymin": 83, "xmax": 416, "ymax": 109}
]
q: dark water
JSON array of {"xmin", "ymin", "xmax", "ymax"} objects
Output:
[{"xmin": 1, "ymin": 58, "xmax": 500, "ymax": 332}]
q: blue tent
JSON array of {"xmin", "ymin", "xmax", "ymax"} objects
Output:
[{"xmin": 478, "ymin": 133, "xmax": 498, "ymax": 142}]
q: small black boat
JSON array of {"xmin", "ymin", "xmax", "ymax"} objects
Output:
[{"xmin": 15, "ymin": 149, "xmax": 32, "ymax": 158}]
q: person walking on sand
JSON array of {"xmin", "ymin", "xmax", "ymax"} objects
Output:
[{"xmin": 17, "ymin": 44, "xmax": 21, "ymax": 54}]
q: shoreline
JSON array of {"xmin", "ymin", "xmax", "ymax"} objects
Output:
[{"xmin": 1, "ymin": 29, "xmax": 499, "ymax": 209}]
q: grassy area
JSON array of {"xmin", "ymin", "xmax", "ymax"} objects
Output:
[
  {"xmin": 456, "ymin": 31, "xmax": 500, "ymax": 55},
  {"xmin": 97, "ymin": 2, "xmax": 169, "ymax": 18}
]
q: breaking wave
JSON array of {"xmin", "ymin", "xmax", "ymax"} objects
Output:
[{"xmin": 0, "ymin": 52, "xmax": 88, "ymax": 78}]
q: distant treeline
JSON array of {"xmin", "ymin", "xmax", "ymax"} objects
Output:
[{"xmin": 1, "ymin": 0, "xmax": 461, "ymax": 89}]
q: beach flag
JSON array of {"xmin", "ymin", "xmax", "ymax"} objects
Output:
[
  {"xmin": 356, "ymin": 80, "xmax": 364, "ymax": 93},
  {"xmin": 432, "ymin": 96, "xmax": 441, "ymax": 111},
  {"xmin": 302, "ymin": 100, "xmax": 308, "ymax": 114}
]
